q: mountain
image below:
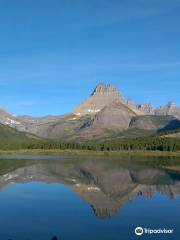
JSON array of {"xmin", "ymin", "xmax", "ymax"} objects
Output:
[
  {"xmin": 0, "ymin": 157, "xmax": 180, "ymax": 218},
  {"xmin": 74, "ymin": 83, "xmax": 144, "ymax": 116},
  {"xmin": 129, "ymin": 115, "xmax": 177, "ymax": 131},
  {"xmin": 136, "ymin": 103, "xmax": 154, "ymax": 114},
  {"xmin": 83, "ymin": 101, "xmax": 137, "ymax": 130},
  {"xmin": 0, "ymin": 107, "xmax": 63, "ymax": 133},
  {"xmin": 0, "ymin": 107, "xmax": 19, "ymax": 127},
  {"xmin": 0, "ymin": 83, "xmax": 180, "ymax": 141},
  {"xmin": 155, "ymin": 102, "xmax": 180, "ymax": 119},
  {"xmin": 32, "ymin": 114, "xmax": 91, "ymax": 140},
  {"xmin": 69, "ymin": 101, "xmax": 138, "ymax": 141},
  {"xmin": 0, "ymin": 123, "xmax": 40, "ymax": 142},
  {"xmin": 74, "ymin": 83, "xmax": 124, "ymax": 116}
]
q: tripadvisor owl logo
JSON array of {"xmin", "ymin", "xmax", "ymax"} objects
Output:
[
  {"xmin": 134, "ymin": 226, "xmax": 174, "ymax": 236},
  {"xmin": 135, "ymin": 227, "xmax": 144, "ymax": 236}
]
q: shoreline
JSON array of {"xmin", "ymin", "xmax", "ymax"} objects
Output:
[{"xmin": 0, "ymin": 149, "xmax": 180, "ymax": 157}]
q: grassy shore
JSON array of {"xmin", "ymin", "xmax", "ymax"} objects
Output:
[{"xmin": 0, "ymin": 149, "xmax": 180, "ymax": 157}]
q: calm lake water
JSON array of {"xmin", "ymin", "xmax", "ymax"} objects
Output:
[{"xmin": 0, "ymin": 155, "xmax": 180, "ymax": 240}]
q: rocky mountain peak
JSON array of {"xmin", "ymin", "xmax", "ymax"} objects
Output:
[
  {"xmin": 0, "ymin": 107, "xmax": 12, "ymax": 118},
  {"xmin": 91, "ymin": 83, "xmax": 122, "ymax": 97},
  {"xmin": 155, "ymin": 101, "xmax": 180, "ymax": 119},
  {"xmin": 74, "ymin": 83, "xmax": 124, "ymax": 116},
  {"xmin": 136, "ymin": 103, "xmax": 154, "ymax": 114},
  {"xmin": 0, "ymin": 107, "xmax": 8, "ymax": 113}
]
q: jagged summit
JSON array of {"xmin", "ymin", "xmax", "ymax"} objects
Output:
[
  {"xmin": 91, "ymin": 83, "xmax": 122, "ymax": 97},
  {"xmin": 74, "ymin": 83, "xmax": 146, "ymax": 116},
  {"xmin": 155, "ymin": 102, "xmax": 180, "ymax": 119},
  {"xmin": 136, "ymin": 103, "xmax": 154, "ymax": 114},
  {"xmin": 74, "ymin": 83, "xmax": 124, "ymax": 116}
]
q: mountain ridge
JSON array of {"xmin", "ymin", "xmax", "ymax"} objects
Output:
[{"xmin": 0, "ymin": 83, "xmax": 180, "ymax": 141}]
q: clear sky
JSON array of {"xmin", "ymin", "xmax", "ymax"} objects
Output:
[{"xmin": 0, "ymin": 0, "xmax": 180, "ymax": 116}]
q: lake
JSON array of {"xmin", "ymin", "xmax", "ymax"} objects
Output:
[{"xmin": 0, "ymin": 155, "xmax": 180, "ymax": 240}]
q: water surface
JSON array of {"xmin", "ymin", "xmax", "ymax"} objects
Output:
[{"xmin": 0, "ymin": 155, "xmax": 180, "ymax": 240}]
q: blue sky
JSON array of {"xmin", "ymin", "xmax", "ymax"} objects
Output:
[{"xmin": 0, "ymin": 0, "xmax": 180, "ymax": 116}]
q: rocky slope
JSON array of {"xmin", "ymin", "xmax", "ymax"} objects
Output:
[
  {"xmin": 0, "ymin": 83, "xmax": 179, "ymax": 141},
  {"xmin": 74, "ymin": 83, "xmax": 124, "ymax": 116},
  {"xmin": 68, "ymin": 101, "xmax": 139, "ymax": 141},
  {"xmin": 33, "ymin": 114, "xmax": 91, "ymax": 140},
  {"xmin": 155, "ymin": 102, "xmax": 180, "ymax": 119},
  {"xmin": 0, "ymin": 123, "xmax": 40, "ymax": 142},
  {"xmin": 129, "ymin": 115, "xmax": 176, "ymax": 131},
  {"xmin": 74, "ymin": 83, "xmax": 144, "ymax": 116},
  {"xmin": 82, "ymin": 101, "xmax": 137, "ymax": 130},
  {"xmin": 0, "ymin": 107, "xmax": 63, "ymax": 133}
]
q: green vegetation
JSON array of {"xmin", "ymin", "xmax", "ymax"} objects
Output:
[
  {"xmin": 99, "ymin": 137, "xmax": 180, "ymax": 152},
  {"xmin": 0, "ymin": 135, "xmax": 180, "ymax": 153},
  {"xmin": 0, "ymin": 123, "xmax": 40, "ymax": 141},
  {"xmin": 158, "ymin": 128, "xmax": 180, "ymax": 137},
  {"xmin": 0, "ymin": 123, "xmax": 180, "ymax": 155}
]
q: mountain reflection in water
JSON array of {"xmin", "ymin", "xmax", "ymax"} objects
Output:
[{"xmin": 0, "ymin": 156, "xmax": 180, "ymax": 219}]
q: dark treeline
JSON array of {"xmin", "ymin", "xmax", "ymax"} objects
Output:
[{"xmin": 0, "ymin": 136, "xmax": 180, "ymax": 152}]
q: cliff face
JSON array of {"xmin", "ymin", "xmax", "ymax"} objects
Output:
[
  {"xmin": 74, "ymin": 83, "xmax": 145, "ymax": 116},
  {"xmin": 74, "ymin": 83, "xmax": 125, "ymax": 116},
  {"xmin": 81, "ymin": 101, "xmax": 137, "ymax": 131},
  {"xmin": 136, "ymin": 104, "xmax": 155, "ymax": 114},
  {"xmin": 155, "ymin": 102, "xmax": 180, "ymax": 119}
]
